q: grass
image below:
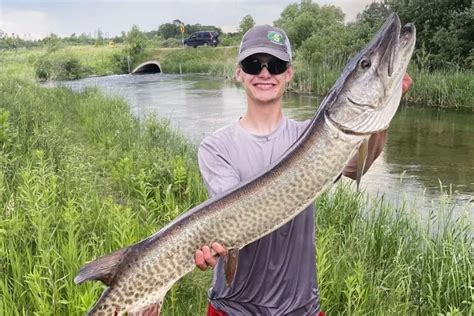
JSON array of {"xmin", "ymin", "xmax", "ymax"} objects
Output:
[
  {"xmin": 406, "ymin": 68, "xmax": 474, "ymax": 109},
  {"xmin": 143, "ymin": 46, "xmax": 237, "ymax": 79},
  {"xmin": 0, "ymin": 76, "xmax": 209, "ymax": 315},
  {"xmin": 316, "ymin": 184, "xmax": 473, "ymax": 315},
  {"xmin": 0, "ymin": 45, "xmax": 122, "ymax": 80},
  {"xmin": 2, "ymin": 44, "xmax": 472, "ymax": 108},
  {"xmin": 0, "ymin": 76, "xmax": 472, "ymax": 315}
]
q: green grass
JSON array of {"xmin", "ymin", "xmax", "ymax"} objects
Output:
[
  {"xmin": 406, "ymin": 68, "xmax": 474, "ymax": 109},
  {"xmin": 143, "ymin": 46, "xmax": 237, "ymax": 79},
  {"xmin": 0, "ymin": 45, "xmax": 122, "ymax": 80},
  {"xmin": 316, "ymin": 184, "xmax": 473, "ymax": 315},
  {"xmin": 0, "ymin": 76, "xmax": 472, "ymax": 315},
  {"xmin": 0, "ymin": 47, "xmax": 45, "ymax": 79},
  {"xmin": 0, "ymin": 76, "xmax": 209, "ymax": 315},
  {"xmin": 1, "ymin": 45, "xmax": 472, "ymax": 108}
]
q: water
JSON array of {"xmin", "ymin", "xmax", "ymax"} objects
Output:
[{"xmin": 45, "ymin": 73, "xmax": 473, "ymax": 220}]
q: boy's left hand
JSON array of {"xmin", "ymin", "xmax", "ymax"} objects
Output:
[{"xmin": 402, "ymin": 73, "xmax": 413, "ymax": 95}]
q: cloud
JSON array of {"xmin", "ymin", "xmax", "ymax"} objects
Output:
[
  {"xmin": 318, "ymin": 0, "xmax": 375, "ymax": 21},
  {"xmin": 1, "ymin": 9, "xmax": 58, "ymax": 39},
  {"xmin": 1, "ymin": 0, "xmax": 373, "ymax": 40}
]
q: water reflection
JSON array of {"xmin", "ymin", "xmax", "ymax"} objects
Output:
[{"xmin": 44, "ymin": 73, "xmax": 473, "ymax": 219}]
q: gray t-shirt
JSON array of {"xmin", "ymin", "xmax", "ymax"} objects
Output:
[{"xmin": 198, "ymin": 117, "xmax": 320, "ymax": 315}]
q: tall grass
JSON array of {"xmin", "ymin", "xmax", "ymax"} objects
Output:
[
  {"xmin": 0, "ymin": 76, "xmax": 209, "ymax": 315},
  {"xmin": 1, "ymin": 76, "xmax": 471, "ymax": 314},
  {"xmin": 407, "ymin": 68, "xmax": 474, "ymax": 109},
  {"xmin": 316, "ymin": 184, "xmax": 472, "ymax": 315}
]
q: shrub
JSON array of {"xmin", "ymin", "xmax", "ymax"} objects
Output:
[{"xmin": 34, "ymin": 54, "xmax": 90, "ymax": 81}]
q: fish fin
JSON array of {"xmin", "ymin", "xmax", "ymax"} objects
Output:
[
  {"xmin": 74, "ymin": 246, "xmax": 131, "ymax": 286},
  {"xmin": 224, "ymin": 248, "xmax": 239, "ymax": 288},
  {"xmin": 356, "ymin": 139, "xmax": 369, "ymax": 190}
]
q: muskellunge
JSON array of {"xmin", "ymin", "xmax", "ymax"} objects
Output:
[{"xmin": 75, "ymin": 13, "xmax": 416, "ymax": 315}]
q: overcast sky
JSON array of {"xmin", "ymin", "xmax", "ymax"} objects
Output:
[{"xmin": 1, "ymin": 0, "xmax": 376, "ymax": 40}]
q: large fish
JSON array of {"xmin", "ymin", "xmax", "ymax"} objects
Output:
[{"xmin": 75, "ymin": 13, "xmax": 416, "ymax": 315}]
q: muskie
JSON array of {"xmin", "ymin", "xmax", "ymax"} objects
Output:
[{"xmin": 75, "ymin": 13, "xmax": 415, "ymax": 315}]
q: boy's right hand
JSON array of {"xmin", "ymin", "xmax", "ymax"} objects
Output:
[{"xmin": 195, "ymin": 242, "xmax": 228, "ymax": 271}]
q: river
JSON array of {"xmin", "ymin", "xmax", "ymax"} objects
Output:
[{"xmin": 45, "ymin": 73, "xmax": 473, "ymax": 221}]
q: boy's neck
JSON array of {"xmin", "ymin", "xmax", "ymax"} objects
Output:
[{"xmin": 240, "ymin": 101, "xmax": 283, "ymax": 135}]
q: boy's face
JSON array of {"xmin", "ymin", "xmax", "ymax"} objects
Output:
[{"xmin": 235, "ymin": 53, "xmax": 293, "ymax": 105}]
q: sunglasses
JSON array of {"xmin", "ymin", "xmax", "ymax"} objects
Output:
[{"xmin": 240, "ymin": 57, "xmax": 289, "ymax": 75}]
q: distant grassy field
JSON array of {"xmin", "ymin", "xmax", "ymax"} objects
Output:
[
  {"xmin": 0, "ymin": 76, "xmax": 472, "ymax": 315},
  {"xmin": 0, "ymin": 45, "xmax": 121, "ymax": 80},
  {"xmin": 0, "ymin": 44, "xmax": 472, "ymax": 108}
]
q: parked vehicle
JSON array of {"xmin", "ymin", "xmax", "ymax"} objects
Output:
[{"xmin": 183, "ymin": 31, "xmax": 219, "ymax": 48}]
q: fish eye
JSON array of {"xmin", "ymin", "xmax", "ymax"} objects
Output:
[{"xmin": 360, "ymin": 58, "xmax": 371, "ymax": 69}]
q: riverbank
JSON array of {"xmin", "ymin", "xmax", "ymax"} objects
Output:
[
  {"xmin": 0, "ymin": 76, "xmax": 471, "ymax": 314},
  {"xmin": 1, "ymin": 45, "xmax": 472, "ymax": 109}
]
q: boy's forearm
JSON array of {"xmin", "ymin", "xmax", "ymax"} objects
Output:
[{"xmin": 342, "ymin": 130, "xmax": 388, "ymax": 180}]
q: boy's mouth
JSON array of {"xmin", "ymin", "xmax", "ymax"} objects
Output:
[{"xmin": 254, "ymin": 83, "xmax": 275, "ymax": 90}]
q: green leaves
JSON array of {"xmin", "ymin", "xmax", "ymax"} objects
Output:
[{"xmin": 238, "ymin": 15, "xmax": 255, "ymax": 35}]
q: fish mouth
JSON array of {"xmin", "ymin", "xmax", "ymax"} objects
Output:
[
  {"xmin": 385, "ymin": 21, "xmax": 416, "ymax": 78},
  {"xmin": 376, "ymin": 14, "xmax": 400, "ymax": 78}
]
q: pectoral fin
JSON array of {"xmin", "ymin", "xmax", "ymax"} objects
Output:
[
  {"xmin": 74, "ymin": 246, "xmax": 132, "ymax": 286},
  {"xmin": 356, "ymin": 139, "xmax": 369, "ymax": 190},
  {"xmin": 224, "ymin": 248, "xmax": 239, "ymax": 288}
]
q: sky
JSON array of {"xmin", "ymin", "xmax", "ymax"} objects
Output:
[{"xmin": 1, "ymin": 0, "xmax": 376, "ymax": 40}]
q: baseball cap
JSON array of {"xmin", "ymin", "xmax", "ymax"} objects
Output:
[{"xmin": 237, "ymin": 25, "xmax": 292, "ymax": 63}]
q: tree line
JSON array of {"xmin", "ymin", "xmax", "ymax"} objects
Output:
[{"xmin": 1, "ymin": 0, "xmax": 472, "ymax": 70}]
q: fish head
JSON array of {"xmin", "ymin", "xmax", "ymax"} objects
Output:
[{"xmin": 325, "ymin": 13, "xmax": 416, "ymax": 135}]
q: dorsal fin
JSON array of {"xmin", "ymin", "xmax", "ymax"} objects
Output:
[{"xmin": 74, "ymin": 246, "xmax": 131, "ymax": 286}]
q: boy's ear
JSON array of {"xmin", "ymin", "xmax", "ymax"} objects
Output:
[
  {"xmin": 235, "ymin": 66, "xmax": 244, "ymax": 82},
  {"xmin": 285, "ymin": 64, "xmax": 294, "ymax": 83}
]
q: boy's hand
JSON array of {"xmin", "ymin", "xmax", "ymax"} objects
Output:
[
  {"xmin": 195, "ymin": 242, "xmax": 228, "ymax": 271},
  {"xmin": 402, "ymin": 73, "xmax": 412, "ymax": 95}
]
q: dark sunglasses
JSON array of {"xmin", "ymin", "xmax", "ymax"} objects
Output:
[{"xmin": 240, "ymin": 57, "xmax": 289, "ymax": 75}]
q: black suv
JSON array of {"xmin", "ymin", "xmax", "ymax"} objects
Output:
[{"xmin": 183, "ymin": 31, "xmax": 219, "ymax": 48}]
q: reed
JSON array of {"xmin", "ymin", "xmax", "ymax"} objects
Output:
[
  {"xmin": 1, "ymin": 76, "xmax": 472, "ymax": 315},
  {"xmin": 406, "ymin": 68, "xmax": 474, "ymax": 109}
]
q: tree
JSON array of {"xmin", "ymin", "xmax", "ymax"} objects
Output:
[
  {"xmin": 95, "ymin": 28, "xmax": 105, "ymax": 45},
  {"xmin": 158, "ymin": 23, "xmax": 179, "ymax": 39},
  {"xmin": 42, "ymin": 33, "xmax": 61, "ymax": 52},
  {"xmin": 239, "ymin": 15, "xmax": 255, "ymax": 34},
  {"xmin": 387, "ymin": 0, "xmax": 472, "ymax": 69},
  {"xmin": 274, "ymin": 0, "xmax": 345, "ymax": 50},
  {"xmin": 355, "ymin": 2, "xmax": 391, "ymax": 29},
  {"xmin": 125, "ymin": 25, "xmax": 146, "ymax": 56}
]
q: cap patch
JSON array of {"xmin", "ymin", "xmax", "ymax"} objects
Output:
[{"xmin": 267, "ymin": 31, "xmax": 285, "ymax": 46}]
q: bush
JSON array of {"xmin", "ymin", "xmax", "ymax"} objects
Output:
[
  {"xmin": 34, "ymin": 54, "xmax": 90, "ymax": 81},
  {"xmin": 155, "ymin": 38, "xmax": 182, "ymax": 48}
]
